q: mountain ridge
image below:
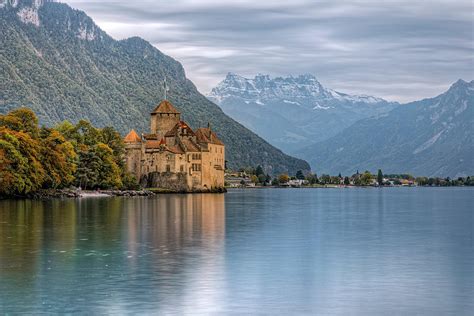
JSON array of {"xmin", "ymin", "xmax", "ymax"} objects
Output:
[
  {"xmin": 296, "ymin": 79, "xmax": 474, "ymax": 177},
  {"xmin": 208, "ymin": 73, "xmax": 398, "ymax": 152}
]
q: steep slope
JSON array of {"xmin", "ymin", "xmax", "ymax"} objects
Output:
[
  {"xmin": 0, "ymin": 0, "xmax": 310, "ymax": 174},
  {"xmin": 296, "ymin": 80, "xmax": 474, "ymax": 177},
  {"xmin": 208, "ymin": 73, "xmax": 398, "ymax": 153}
]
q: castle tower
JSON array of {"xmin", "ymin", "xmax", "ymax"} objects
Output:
[
  {"xmin": 150, "ymin": 100, "xmax": 181, "ymax": 138},
  {"xmin": 124, "ymin": 129, "xmax": 142, "ymax": 179}
]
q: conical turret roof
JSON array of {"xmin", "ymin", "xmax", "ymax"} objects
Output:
[{"xmin": 124, "ymin": 129, "xmax": 141, "ymax": 143}]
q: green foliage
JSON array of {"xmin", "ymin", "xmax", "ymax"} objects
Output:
[
  {"xmin": 278, "ymin": 174, "xmax": 290, "ymax": 184},
  {"xmin": 0, "ymin": 128, "xmax": 45, "ymax": 194},
  {"xmin": 377, "ymin": 169, "xmax": 384, "ymax": 185},
  {"xmin": 0, "ymin": 108, "xmax": 130, "ymax": 196},
  {"xmin": 305, "ymin": 173, "xmax": 318, "ymax": 185},
  {"xmin": 255, "ymin": 165, "xmax": 264, "ymax": 177},
  {"xmin": 258, "ymin": 174, "xmax": 267, "ymax": 185},
  {"xmin": 296, "ymin": 170, "xmax": 305, "ymax": 180},
  {"xmin": 344, "ymin": 176, "xmax": 350, "ymax": 185},
  {"xmin": 39, "ymin": 128, "xmax": 77, "ymax": 188},
  {"xmin": 320, "ymin": 174, "xmax": 331, "ymax": 184},
  {"xmin": 122, "ymin": 172, "xmax": 140, "ymax": 190},
  {"xmin": 360, "ymin": 171, "xmax": 373, "ymax": 186}
]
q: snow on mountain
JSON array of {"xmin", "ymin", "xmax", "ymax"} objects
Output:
[
  {"xmin": 208, "ymin": 73, "xmax": 397, "ymax": 153},
  {"xmin": 208, "ymin": 73, "xmax": 387, "ymax": 107}
]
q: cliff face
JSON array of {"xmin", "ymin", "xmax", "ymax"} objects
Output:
[{"xmin": 0, "ymin": 0, "xmax": 310, "ymax": 174}]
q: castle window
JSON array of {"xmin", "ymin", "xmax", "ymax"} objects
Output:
[
  {"xmin": 180, "ymin": 165, "xmax": 184, "ymax": 172},
  {"xmin": 166, "ymin": 165, "xmax": 171, "ymax": 172}
]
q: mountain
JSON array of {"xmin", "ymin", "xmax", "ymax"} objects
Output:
[
  {"xmin": 208, "ymin": 73, "xmax": 398, "ymax": 153},
  {"xmin": 0, "ymin": 0, "xmax": 310, "ymax": 175},
  {"xmin": 296, "ymin": 80, "xmax": 474, "ymax": 177}
]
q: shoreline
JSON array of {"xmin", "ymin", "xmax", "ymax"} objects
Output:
[
  {"xmin": 1, "ymin": 185, "xmax": 470, "ymax": 200},
  {"xmin": 0, "ymin": 187, "xmax": 227, "ymax": 200},
  {"xmin": 226, "ymin": 185, "xmax": 472, "ymax": 189}
]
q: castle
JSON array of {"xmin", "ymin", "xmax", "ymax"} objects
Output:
[{"xmin": 124, "ymin": 100, "xmax": 225, "ymax": 191}]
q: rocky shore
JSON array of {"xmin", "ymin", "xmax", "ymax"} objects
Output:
[{"xmin": 1, "ymin": 187, "xmax": 226, "ymax": 200}]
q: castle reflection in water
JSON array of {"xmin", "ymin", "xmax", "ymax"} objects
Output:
[{"xmin": 0, "ymin": 195, "xmax": 226, "ymax": 313}]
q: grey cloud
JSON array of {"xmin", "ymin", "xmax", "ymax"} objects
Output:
[{"xmin": 63, "ymin": 0, "xmax": 473, "ymax": 102}]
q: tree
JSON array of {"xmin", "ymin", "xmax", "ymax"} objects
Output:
[
  {"xmin": 0, "ymin": 108, "xmax": 40, "ymax": 138},
  {"xmin": 278, "ymin": 174, "xmax": 290, "ymax": 184},
  {"xmin": 258, "ymin": 174, "xmax": 267, "ymax": 185},
  {"xmin": 416, "ymin": 177, "xmax": 429, "ymax": 186},
  {"xmin": 305, "ymin": 173, "xmax": 318, "ymax": 185},
  {"xmin": 0, "ymin": 128, "xmax": 45, "ymax": 194},
  {"xmin": 377, "ymin": 169, "xmax": 383, "ymax": 186},
  {"xmin": 75, "ymin": 149, "xmax": 101, "ymax": 189},
  {"xmin": 255, "ymin": 165, "xmax": 264, "ymax": 177},
  {"xmin": 265, "ymin": 174, "xmax": 272, "ymax": 185},
  {"xmin": 122, "ymin": 172, "xmax": 140, "ymax": 190},
  {"xmin": 39, "ymin": 128, "xmax": 77, "ymax": 188},
  {"xmin": 344, "ymin": 176, "xmax": 350, "ymax": 185},
  {"xmin": 330, "ymin": 176, "xmax": 340, "ymax": 184},
  {"xmin": 320, "ymin": 174, "xmax": 331, "ymax": 184},
  {"xmin": 0, "ymin": 108, "xmax": 132, "ymax": 195},
  {"xmin": 361, "ymin": 171, "xmax": 373, "ymax": 186},
  {"xmin": 296, "ymin": 170, "xmax": 305, "ymax": 180},
  {"xmin": 94, "ymin": 143, "xmax": 122, "ymax": 189},
  {"xmin": 250, "ymin": 174, "xmax": 259, "ymax": 185}
]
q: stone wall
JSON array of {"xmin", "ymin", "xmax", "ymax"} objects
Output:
[{"xmin": 140, "ymin": 171, "xmax": 188, "ymax": 191}]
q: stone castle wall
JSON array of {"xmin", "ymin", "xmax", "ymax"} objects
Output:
[{"xmin": 140, "ymin": 172, "xmax": 188, "ymax": 192}]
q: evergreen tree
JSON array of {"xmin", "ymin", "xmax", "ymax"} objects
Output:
[
  {"xmin": 255, "ymin": 165, "xmax": 264, "ymax": 177},
  {"xmin": 377, "ymin": 169, "xmax": 384, "ymax": 186},
  {"xmin": 296, "ymin": 170, "xmax": 305, "ymax": 180}
]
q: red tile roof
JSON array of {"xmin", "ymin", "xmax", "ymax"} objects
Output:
[
  {"xmin": 181, "ymin": 138, "xmax": 200, "ymax": 152},
  {"xmin": 165, "ymin": 121, "xmax": 195, "ymax": 137},
  {"xmin": 196, "ymin": 128, "xmax": 224, "ymax": 146},
  {"xmin": 145, "ymin": 140, "xmax": 184, "ymax": 154}
]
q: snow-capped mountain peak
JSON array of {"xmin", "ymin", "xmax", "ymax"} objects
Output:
[
  {"xmin": 208, "ymin": 73, "xmax": 390, "ymax": 108},
  {"xmin": 207, "ymin": 73, "xmax": 398, "ymax": 153}
]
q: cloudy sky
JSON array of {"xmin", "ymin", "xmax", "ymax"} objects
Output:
[{"xmin": 63, "ymin": 0, "xmax": 473, "ymax": 102}]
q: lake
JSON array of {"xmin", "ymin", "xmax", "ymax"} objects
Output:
[{"xmin": 0, "ymin": 188, "xmax": 472, "ymax": 314}]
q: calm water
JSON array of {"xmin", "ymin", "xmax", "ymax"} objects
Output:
[{"xmin": 0, "ymin": 188, "xmax": 472, "ymax": 314}]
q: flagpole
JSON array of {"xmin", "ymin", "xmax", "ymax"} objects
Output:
[{"xmin": 164, "ymin": 78, "xmax": 167, "ymax": 100}]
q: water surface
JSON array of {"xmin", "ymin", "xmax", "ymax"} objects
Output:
[{"xmin": 0, "ymin": 188, "xmax": 473, "ymax": 314}]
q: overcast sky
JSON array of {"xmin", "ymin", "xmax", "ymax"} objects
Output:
[{"xmin": 63, "ymin": 0, "xmax": 473, "ymax": 102}]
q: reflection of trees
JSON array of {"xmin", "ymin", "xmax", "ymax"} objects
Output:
[
  {"xmin": 0, "ymin": 195, "xmax": 226, "ymax": 313},
  {"xmin": 0, "ymin": 200, "xmax": 46, "ymax": 275}
]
